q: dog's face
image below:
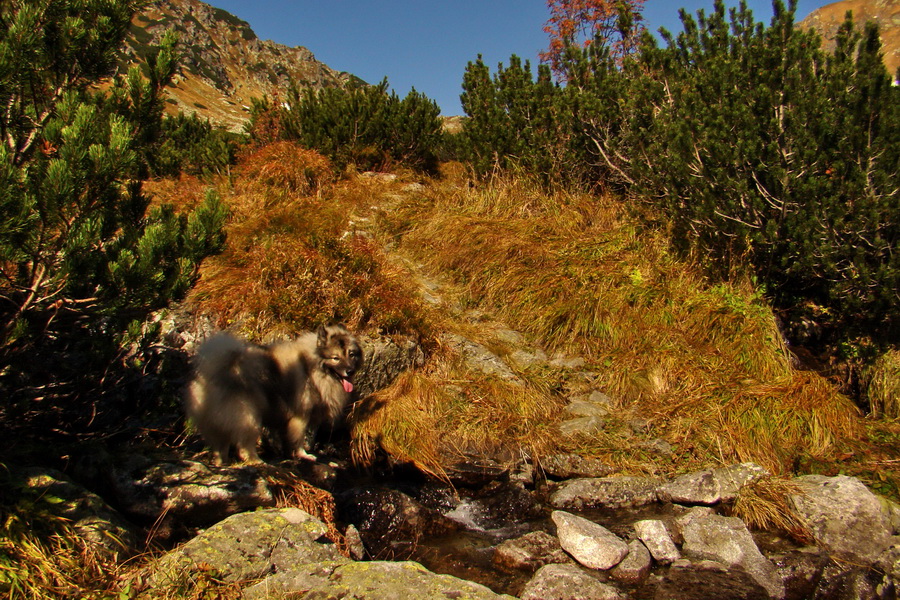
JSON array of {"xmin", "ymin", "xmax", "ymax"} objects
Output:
[{"xmin": 316, "ymin": 323, "xmax": 364, "ymax": 393}]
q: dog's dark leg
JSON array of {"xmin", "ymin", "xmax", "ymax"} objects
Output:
[{"xmin": 284, "ymin": 414, "xmax": 316, "ymax": 460}]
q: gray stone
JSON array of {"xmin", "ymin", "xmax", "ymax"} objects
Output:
[
  {"xmin": 611, "ymin": 539, "xmax": 652, "ymax": 584},
  {"xmin": 111, "ymin": 457, "xmax": 275, "ymax": 527},
  {"xmin": 520, "ymin": 563, "xmax": 623, "ymax": 600},
  {"xmin": 652, "ymin": 559, "xmax": 771, "ymax": 600},
  {"xmin": 550, "ymin": 355, "xmax": 587, "ymax": 369},
  {"xmin": 492, "ymin": 531, "xmax": 571, "ymax": 572},
  {"xmin": 551, "ymin": 476, "xmax": 661, "ymax": 510},
  {"xmin": 356, "ymin": 335, "xmax": 425, "ymax": 398},
  {"xmin": 149, "ymin": 508, "xmax": 346, "ymax": 588},
  {"xmin": 559, "ymin": 416, "xmax": 605, "ymax": 437},
  {"xmin": 443, "ymin": 333, "xmax": 522, "ymax": 383},
  {"xmin": 658, "ymin": 463, "xmax": 768, "ymax": 505},
  {"xmin": 541, "ymin": 454, "xmax": 614, "ymax": 479},
  {"xmin": 789, "ymin": 474, "xmax": 894, "ymax": 565},
  {"xmin": 287, "ymin": 560, "xmax": 515, "ymax": 600},
  {"xmin": 633, "ymin": 519, "xmax": 680, "ymax": 564},
  {"xmin": 17, "ymin": 467, "xmax": 137, "ymax": 559},
  {"xmin": 681, "ymin": 512, "xmax": 785, "ymax": 599},
  {"xmin": 552, "ymin": 511, "xmax": 629, "ymax": 570}
]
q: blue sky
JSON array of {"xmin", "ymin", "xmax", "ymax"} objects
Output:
[{"xmin": 208, "ymin": 0, "xmax": 834, "ymax": 115}]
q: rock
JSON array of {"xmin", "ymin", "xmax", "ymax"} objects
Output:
[
  {"xmin": 652, "ymin": 559, "xmax": 772, "ymax": 600},
  {"xmin": 148, "ymin": 508, "xmax": 346, "ymax": 588},
  {"xmin": 611, "ymin": 539, "xmax": 652, "ymax": 584},
  {"xmin": 15, "ymin": 467, "xmax": 137, "ymax": 559},
  {"xmin": 771, "ymin": 550, "xmax": 833, "ymax": 600},
  {"xmin": 789, "ymin": 474, "xmax": 894, "ymax": 565},
  {"xmin": 559, "ymin": 415, "xmax": 606, "ymax": 437},
  {"xmin": 492, "ymin": 531, "xmax": 571, "ymax": 572},
  {"xmin": 520, "ymin": 563, "xmax": 623, "ymax": 600},
  {"xmin": 345, "ymin": 524, "xmax": 366, "ymax": 560},
  {"xmin": 110, "ymin": 456, "xmax": 275, "ymax": 529},
  {"xmin": 338, "ymin": 487, "xmax": 461, "ymax": 558},
  {"xmin": 277, "ymin": 560, "xmax": 516, "ymax": 600},
  {"xmin": 633, "ymin": 519, "xmax": 681, "ymax": 564},
  {"xmin": 550, "ymin": 355, "xmax": 587, "ymax": 370},
  {"xmin": 550, "ymin": 476, "xmax": 661, "ymax": 510},
  {"xmin": 658, "ymin": 463, "xmax": 769, "ymax": 505},
  {"xmin": 443, "ymin": 333, "xmax": 522, "ymax": 383},
  {"xmin": 680, "ymin": 512, "xmax": 785, "ymax": 599},
  {"xmin": 356, "ymin": 335, "xmax": 425, "ymax": 398},
  {"xmin": 541, "ymin": 454, "xmax": 614, "ymax": 479},
  {"xmin": 510, "ymin": 348, "xmax": 549, "ymax": 369},
  {"xmin": 552, "ymin": 511, "xmax": 629, "ymax": 570}
]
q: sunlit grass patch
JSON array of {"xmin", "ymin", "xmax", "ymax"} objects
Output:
[
  {"xmin": 350, "ymin": 344, "xmax": 564, "ymax": 478},
  {"xmin": 374, "ymin": 174, "xmax": 864, "ymax": 474}
]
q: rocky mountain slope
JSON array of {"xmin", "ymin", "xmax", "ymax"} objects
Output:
[
  {"xmin": 121, "ymin": 0, "xmax": 363, "ymax": 132},
  {"xmin": 800, "ymin": 0, "xmax": 900, "ymax": 79}
]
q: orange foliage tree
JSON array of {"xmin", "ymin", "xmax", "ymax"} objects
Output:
[{"xmin": 540, "ymin": 0, "xmax": 645, "ymax": 77}]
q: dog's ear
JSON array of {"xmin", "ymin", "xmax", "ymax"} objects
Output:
[{"xmin": 316, "ymin": 324, "xmax": 328, "ymax": 347}]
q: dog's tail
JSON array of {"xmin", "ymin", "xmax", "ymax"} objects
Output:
[{"xmin": 194, "ymin": 332, "xmax": 247, "ymax": 380}]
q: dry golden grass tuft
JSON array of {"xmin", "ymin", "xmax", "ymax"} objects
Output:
[
  {"xmin": 174, "ymin": 157, "xmax": 433, "ymax": 340},
  {"xmin": 236, "ymin": 141, "xmax": 334, "ymax": 197},
  {"xmin": 262, "ymin": 467, "xmax": 349, "ymax": 557},
  {"xmin": 865, "ymin": 349, "xmax": 900, "ymax": 419},
  {"xmin": 0, "ymin": 497, "xmax": 134, "ymax": 599},
  {"xmin": 731, "ymin": 476, "xmax": 814, "ymax": 544},
  {"xmin": 349, "ymin": 343, "xmax": 563, "ymax": 478}
]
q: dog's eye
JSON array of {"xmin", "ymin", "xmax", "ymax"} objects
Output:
[{"xmin": 330, "ymin": 356, "xmax": 341, "ymax": 361}]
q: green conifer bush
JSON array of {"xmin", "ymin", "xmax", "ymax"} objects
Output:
[
  {"xmin": 248, "ymin": 79, "xmax": 443, "ymax": 173},
  {"xmin": 0, "ymin": 0, "xmax": 226, "ymax": 355}
]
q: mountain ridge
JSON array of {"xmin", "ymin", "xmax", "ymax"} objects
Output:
[
  {"xmin": 122, "ymin": 0, "xmax": 363, "ymax": 132},
  {"xmin": 800, "ymin": 0, "xmax": 900, "ymax": 79}
]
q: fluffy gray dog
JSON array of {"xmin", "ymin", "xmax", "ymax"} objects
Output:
[{"xmin": 184, "ymin": 323, "xmax": 363, "ymax": 464}]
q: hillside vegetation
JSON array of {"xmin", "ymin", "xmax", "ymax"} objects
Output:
[{"xmin": 1, "ymin": 0, "xmax": 900, "ymax": 597}]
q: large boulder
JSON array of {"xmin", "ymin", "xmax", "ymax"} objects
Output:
[
  {"xmin": 789, "ymin": 474, "xmax": 894, "ymax": 565},
  {"xmin": 246, "ymin": 560, "xmax": 516, "ymax": 600},
  {"xmin": 148, "ymin": 507, "xmax": 346, "ymax": 588},
  {"xmin": 520, "ymin": 563, "xmax": 623, "ymax": 600},
  {"xmin": 14, "ymin": 467, "xmax": 137, "ymax": 559},
  {"xmin": 110, "ymin": 456, "xmax": 275, "ymax": 528},
  {"xmin": 633, "ymin": 519, "xmax": 680, "ymax": 565},
  {"xmin": 680, "ymin": 512, "xmax": 784, "ymax": 599}
]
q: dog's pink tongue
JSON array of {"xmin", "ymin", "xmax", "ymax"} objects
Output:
[{"xmin": 342, "ymin": 379, "xmax": 354, "ymax": 393}]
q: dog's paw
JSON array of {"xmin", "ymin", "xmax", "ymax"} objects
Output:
[{"xmin": 294, "ymin": 448, "xmax": 318, "ymax": 461}]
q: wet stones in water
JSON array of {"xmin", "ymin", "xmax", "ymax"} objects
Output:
[
  {"xmin": 610, "ymin": 539, "xmax": 652, "ymax": 584},
  {"xmin": 492, "ymin": 531, "xmax": 572, "ymax": 573},
  {"xmin": 550, "ymin": 475, "xmax": 662, "ymax": 510},
  {"xmin": 337, "ymin": 487, "xmax": 461, "ymax": 559},
  {"xmin": 654, "ymin": 560, "xmax": 771, "ymax": 600}
]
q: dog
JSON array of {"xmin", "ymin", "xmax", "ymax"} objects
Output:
[{"xmin": 184, "ymin": 323, "xmax": 364, "ymax": 464}]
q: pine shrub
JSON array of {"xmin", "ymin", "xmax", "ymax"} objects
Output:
[
  {"xmin": 460, "ymin": 0, "xmax": 900, "ymax": 357},
  {"xmin": 0, "ymin": 1, "xmax": 226, "ymax": 361}
]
